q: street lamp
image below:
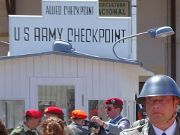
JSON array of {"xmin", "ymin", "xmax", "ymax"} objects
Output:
[
  {"xmin": 113, "ymin": 26, "xmax": 175, "ymax": 60},
  {"xmin": 0, "ymin": 41, "xmax": 9, "ymax": 44}
]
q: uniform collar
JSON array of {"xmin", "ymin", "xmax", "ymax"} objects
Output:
[
  {"xmin": 23, "ymin": 123, "xmax": 32, "ymax": 132},
  {"xmin": 152, "ymin": 120, "xmax": 177, "ymax": 135},
  {"xmin": 109, "ymin": 114, "xmax": 122, "ymax": 124}
]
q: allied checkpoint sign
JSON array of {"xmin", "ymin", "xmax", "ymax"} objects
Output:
[{"xmin": 9, "ymin": 0, "xmax": 132, "ymax": 59}]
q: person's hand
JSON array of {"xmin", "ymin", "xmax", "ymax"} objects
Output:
[
  {"xmin": 91, "ymin": 127, "xmax": 100, "ymax": 134},
  {"xmin": 90, "ymin": 116, "xmax": 104, "ymax": 126}
]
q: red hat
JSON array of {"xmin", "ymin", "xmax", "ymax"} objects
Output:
[
  {"xmin": 105, "ymin": 98, "xmax": 123, "ymax": 106},
  {"xmin": 26, "ymin": 109, "xmax": 42, "ymax": 118},
  {"xmin": 71, "ymin": 110, "xmax": 87, "ymax": 119},
  {"xmin": 44, "ymin": 106, "xmax": 64, "ymax": 116}
]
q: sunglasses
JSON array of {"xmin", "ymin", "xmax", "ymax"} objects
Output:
[{"xmin": 105, "ymin": 106, "xmax": 113, "ymax": 111}]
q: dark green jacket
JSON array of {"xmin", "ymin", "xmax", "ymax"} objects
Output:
[
  {"xmin": 120, "ymin": 117, "xmax": 180, "ymax": 135},
  {"xmin": 10, "ymin": 124, "xmax": 39, "ymax": 135}
]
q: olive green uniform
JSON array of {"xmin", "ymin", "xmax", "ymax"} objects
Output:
[
  {"xmin": 10, "ymin": 124, "xmax": 39, "ymax": 135},
  {"xmin": 68, "ymin": 122, "xmax": 91, "ymax": 135},
  {"xmin": 120, "ymin": 117, "xmax": 180, "ymax": 135}
]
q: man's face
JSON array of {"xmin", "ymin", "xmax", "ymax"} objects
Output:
[
  {"xmin": 104, "ymin": 104, "xmax": 120, "ymax": 119},
  {"xmin": 145, "ymin": 96, "xmax": 179, "ymax": 126},
  {"xmin": 28, "ymin": 118, "xmax": 42, "ymax": 129},
  {"xmin": 74, "ymin": 119, "xmax": 86, "ymax": 127}
]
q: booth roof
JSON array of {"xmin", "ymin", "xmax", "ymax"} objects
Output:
[{"xmin": 0, "ymin": 51, "xmax": 141, "ymax": 66}]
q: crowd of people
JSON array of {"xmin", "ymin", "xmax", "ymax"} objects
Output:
[{"xmin": 0, "ymin": 74, "xmax": 180, "ymax": 135}]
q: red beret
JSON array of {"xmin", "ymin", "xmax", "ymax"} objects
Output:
[
  {"xmin": 105, "ymin": 98, "xmax": 123, "ymax": 106},
  {"xmin": 71, "ymin": 110, "xmax": 87, "ymax": 119},
  {"xmin": 26, "ymin": 109, "xmax": 42, "ymax": 118},
  {"xmin": 44, "ymin": 106, "xmax": 64, "ymax": 116}
]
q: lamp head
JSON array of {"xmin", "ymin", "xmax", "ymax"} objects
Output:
[{"xmin": 148, "ymin": 26, "xmax": 174, "ymax": 38}]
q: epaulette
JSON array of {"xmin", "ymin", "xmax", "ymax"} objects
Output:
[
  {"xmin": 121, "ymin": 124, "xmax": 143, "ymax": 132},
  {"xmin": 139, "ymin": 119, "xmax": 146, "ymax": 125},
  {"xmin": 12, "ymin": 125, "xmax": 23, "ymax": 133},
  {"xmin": 131, "ymin": 119, "xmax": 147, "ymax": 128},
  {"xmin": 121, "ymin": 120, "xmax": 146, "ymax": 134},
  {"xmin": 121, "ymin": 119, "xmax": 149, "ymax": 134}
]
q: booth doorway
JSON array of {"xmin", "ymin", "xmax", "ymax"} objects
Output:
[{"xmin": 38, "ymin": 85, "xmax": 75, "ymax": 121}]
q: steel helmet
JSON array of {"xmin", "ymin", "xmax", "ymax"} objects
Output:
[{"xmin": 137, "ymin": 75, "xmax": 180, "ymax": 104}]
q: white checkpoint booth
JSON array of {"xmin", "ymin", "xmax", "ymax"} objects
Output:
[{"xmin": 0, "ymin": 51, "xmax": 153, "ymax": 128}]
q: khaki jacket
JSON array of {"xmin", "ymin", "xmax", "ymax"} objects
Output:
[
  {"xmin": 120, "ymin": 117, "xmax": 180, "ymax": 135},
  {"xmin": 68, "ymin": 122, "xmax": 90, "ymax": 135}
]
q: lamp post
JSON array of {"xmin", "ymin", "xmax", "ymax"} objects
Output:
[
  {"xmin": 0, "ymin": 41, "xmax": 9, "ymax": 44},
  {"xmin": 113, "ymin": 26, "xmax": 175, "ymax": 60}
]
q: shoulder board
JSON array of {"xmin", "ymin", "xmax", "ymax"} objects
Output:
[
  {"xmin": 131, "ymin": 119, "xmax": 147, "ymax": 127},
  {"xmin": 13, "ymin": 126, "xmax": 23, "ymax": 133},
  {"xmin": 122, "ymin": 126, "xmax": 142, "ymax": 133}
]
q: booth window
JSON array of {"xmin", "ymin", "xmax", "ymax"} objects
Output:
[
  {"xmin": 38, "ymin": 85, "xmax": 75, "ymax": 121},
  {"xmin": 0, "ymin": 100, "xmax": 24, "ymax": 129},
  {"xmin": 88, "ymin": 100, "xmax": 107, "ymax": 120}
]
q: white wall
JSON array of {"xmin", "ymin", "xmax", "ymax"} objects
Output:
[{"xmin": 0, "ymin": 53, "xmax": 152, "ymax": 124}]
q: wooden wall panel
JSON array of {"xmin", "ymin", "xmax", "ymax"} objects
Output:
[
  {"xmin": 99, "ymin": 61, "xmax": 107, "ymax": 99},
  {"xmin": 0, "ymin": 61, "xmax": 5, "ymax": 98},
  {"xmin": 77, "ymin": 58, "xmax": 85, "ymax": 77},
  {"xmin": 4, "ymin": 60, "xmax": 12, "ymax": 98},
  {"xmin": 34, "ymin": 56, "xmax": 42, "ymax": 77},
  {"xmin": 92, "ymin": 60, "xmax": 100, "ymax": 98},
  {"xmin": 48, "ymin": 55, "xmax": 56, "ymax": 76},
  {"xmin": 19, "ymin": 58, "xmax": 29, "ymax": 97},
  {"xmin": 40, "ymin": 55, "xmax": 49, "ymax": 77},
  {"xmin": 106, "ymin": 61, "xmax": 114, "ymax": 97},
  {"xmin": 12, "ymin": 59, "xmax": 20, "ymax": 97},
  {"xmin": 84, "ymin": 59, "xmax": 93, "ymax": 97},
  {"xmin": 55, "ymin": 55, "xmax": 63, "ymax": 77},
  {"xmin": 63, "ymin": 56, "xmax": 78, "ymax": 78},
  {"xmin": 26, "ymin": 57, "xmax": 34, "ymax": 77}
]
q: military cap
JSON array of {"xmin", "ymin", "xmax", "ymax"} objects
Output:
[
  {"xmin": 26, "ymin": 109, "xmax": 42, "ymax": 118},
  {"xmin": 44, "ymin": 106, "xmax": 64, "ymax": 116},
  {"xmin": 105, "ymin": 97, "xmax": 123, "ymax": 106},
  {"xmin": 71, "ymin": 109, "xmax": 87, "ymax": 119}
]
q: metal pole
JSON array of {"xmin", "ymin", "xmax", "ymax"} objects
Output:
[{"xmin": 112, "ymin": 31, "xmax": 148, "ymax": 60}]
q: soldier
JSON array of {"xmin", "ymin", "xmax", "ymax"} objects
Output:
[
  {"xmin": 68, "ymin": 109, "xmax": 90, "ymax": 135},
  {"xmin": 10, "ymin": 109, "xmax": 42, "ymax": 135},
  {"xmin": 120, "ymin": 75, "xmax": 180, "ymax": 135},
  {"xmin": 43, "ymin": 106, "xmax": 64, "ymax": 120},
  {"xmin": 91, "ymin": 97, "xmax": 130, "ymax": 135},
  {"xmin": 43, "ymin": 106, "xmax": 74, "ymax": 135}
]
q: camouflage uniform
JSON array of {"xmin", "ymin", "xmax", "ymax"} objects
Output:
[
  {"xmin": 68, "ymin": 122, "xmax": 91, "ymax": 135},
  {"xmin": 10, "ymin": 124, "xmax": 39, "ymax": 135},
  {"xmin": 120, "ymin": 117, "xmax": 180, "ymax": 135},
  {"xmin": 64, "ymin": 126, "xmax": 76, "ymax": 135}
]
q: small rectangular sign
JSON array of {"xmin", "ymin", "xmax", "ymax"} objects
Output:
[{"xmin": 99, "ymin": 0, "xmax": 130, "ymax": 17}]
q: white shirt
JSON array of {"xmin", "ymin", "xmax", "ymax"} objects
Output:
[{"xmin": 152, "ymin": 120, "xmax": 177, "ymax": 135}]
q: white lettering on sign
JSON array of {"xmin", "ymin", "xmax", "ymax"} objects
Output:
[{"xmin": 9, "ymin": 0, "xmax": 132, "ymax": 59}]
